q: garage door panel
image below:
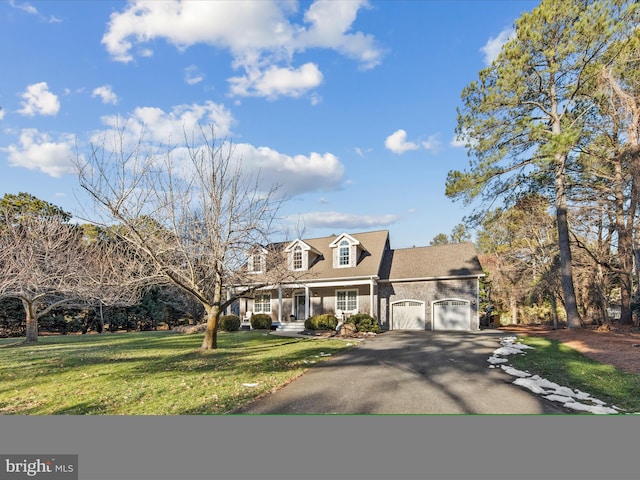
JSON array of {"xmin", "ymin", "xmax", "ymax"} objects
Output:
[
  {"xmin": 392, "ymin": 301, "xmax": 425, "ymax": 330},
  {"xmin": 433, "ymin": 300, "xmax": 470, "ymax": 331}
]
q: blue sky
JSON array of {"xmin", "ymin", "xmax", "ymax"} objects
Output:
[{"xmin": 0, "ymin": 0, "xmax": 539, "ymax": 248}]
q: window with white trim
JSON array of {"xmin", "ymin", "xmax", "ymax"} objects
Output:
[
  {"xmin": 336, "ymin": 289, "xmax": 358, "ymax": 312},
  {"xmin": 254, "ymin": 293, "xmax": 271, "ymax": 313},
  {"xmin": 338, "ymin": 239, "xmax": 350, "ymax": 266},
  {"xmin": 293, "ymin": 245, "xmax": 303, "ymax": 270},
  {"xmin": 249, "ymin": 254, "xmax": 264, "ymax": 273}
]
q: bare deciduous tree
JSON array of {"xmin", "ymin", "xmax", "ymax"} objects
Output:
[
  {"xmin": 77, "ymin": 125, "xmax": 292, "ymax": 350},
  {"xmin": 0, "ymin": 210, "xmax": 102, "ymax": 342},
  {"xmin": 79, "ymin": 228, "xmax": 157, "ymax": 331}
]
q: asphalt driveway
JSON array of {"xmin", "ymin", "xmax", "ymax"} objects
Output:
[{"xmin": 235, "ymin": 330, "xmax": 568, "ymax": 414}]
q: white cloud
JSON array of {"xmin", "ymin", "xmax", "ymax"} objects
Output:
[
  {"xmin": 450, "ymin": 128, "xmax": 477, "ymax": 148},
  {"xmin": 92, "ymin": 85, "xmax": 119, "ymax": 105},
  {"xmin": 354, "ymin": 146, "xmax": 373, "ymax": 158},
  {"xmin": 102, "ymin": 1, "xmax": 293, "ymax": 63},
  {"xmin": 421, "ymin": 134, "xmax": 441, "ymax": 152},
  {"xmin": 296, "ymin": 0, "xmax": 383, "ymax": 70},
  {"xmin": 139, "ymin": 48, "xmax": 154, "ymax": 58},
  {"xmin": 0, "ymin": 108, "xmax": 5, "ymax": 121},
  {"xmin": 96, "ymin": 101, "xmax": 235, "ymax": 148},
  {"xmin": 102, "ymin": 0, "xmax": 382, "ymax": 99},
  {"xmin": 9, "ymin": 1, "xmax": 60, "ymax": 23},
  {"xmin": 91, "ymin": 100, "xmax": 343, "ymax": 196},
  {"xmin": 481, "ymin": 27, "xmax": 515, "ymax": 65},
  {"xmin": 18, "ymin": 82, "xmax": 60, "ymax": 117},
  {"xmin": 384, "ymin": 129, "xmax": 419, "ymax": 154},
  {"xmin": 228, "ymin": 63, "xmax": 323, "ymax": 99},
  {"xmin": 232, "ymin": 143, "xmax": 344, "ymax": 196},
  {"xmin": 3, "ymin": 129, "xmax": 77, "ymax": 177},
  {"xmin": 292, "ymin": 211, "xmax": 400, "ymax": 229},
  {"xmin": 9, "ymin": 0, "xmax": 37, "ymax": 15},
  {"xmin": 184, "ymin": 65, "xmax": 205, "ymax": 85},
  {"xmin": 309, "ymin": 92, "xmax": 322, "ymax": 106},
  {"xmin": 450, "ymin": 135, "xmax": 466, "ymax": 148}
]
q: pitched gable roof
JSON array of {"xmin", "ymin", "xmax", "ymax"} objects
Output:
[
  {"xmin": 284, "ymin": 238, "xmax": 321, "ymax": 254},
  {"xmin": 381, "ymin": 242, "xmax": 484, "ymax": 281},
  {"xmin": 244, "ymin": 232, "xmax": 484, "ymax": 285},
  {"xmin": 298, "ymin": 229, "xmax": 390, "ymax": 280}
]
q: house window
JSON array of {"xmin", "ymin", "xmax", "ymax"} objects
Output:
[
  {"xmin": 254, "ymin": 293, "xmax": 271, "ymax": 313},
  {"xmin": 336, "ymin": 289, "xmax": 358, "ymax": 313},
  {"xmin": 250, "ymin": 254, "xmax": 263, "ymax": 273},
  {"xmin": 293, "ymin": 245, "xmax": 303, "ymax": 270},
  {"xmin": 338, "ymin": 239, "xmax": 350, "ymax": 266}
]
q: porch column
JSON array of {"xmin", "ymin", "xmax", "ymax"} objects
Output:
[
  {"xmin": 304, "ymin": 285, "xmax": 310, "ymax": 319},
  {"xmin": 225, "ymin": 288, "xmax": 231, "ymax": 315},
  {"xmin": 278, "ymin": 286, "xmax": 283, "ymax": 323},
  {"xmin": 370, "ymin": 278, "xmax": 375, "ymax": 317}
]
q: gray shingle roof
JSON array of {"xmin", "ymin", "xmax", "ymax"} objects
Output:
[
  {"xmin": 248, "ymin": 231, "xmax": 483, "ymax": 284},
  {"xmin": 295, "ymin": 229, "xmax": 390, "ymax": 280},
  {"xmin": 381, "ymin": 242, "xmax": 484, "ymax": 280}
]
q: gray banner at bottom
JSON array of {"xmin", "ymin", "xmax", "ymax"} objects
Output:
[{"xmin": 1, "ymin": 456, "xmax": 77, "ymax": 480}]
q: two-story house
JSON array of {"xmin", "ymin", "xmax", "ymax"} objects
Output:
[{"xmin": 233, "ymin": 229, "xmax": 484, "ymax": 331}]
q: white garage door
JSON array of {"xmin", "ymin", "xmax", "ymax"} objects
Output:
[
  {"xmin": 433, "ymin": 299, "xmax": 471, "ymax": 331},
  {"xmin": 391, "ymin": 300, "xmax": 425, "ymax": 330}
]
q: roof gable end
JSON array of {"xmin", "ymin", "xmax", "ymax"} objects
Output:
[
  {"xmin": 329, "ymin": 232, "xmax": 361, "ymax": 248},
  {"xmin": 284, "ymin": 239, "xmax": 320, "ymax": 255}
]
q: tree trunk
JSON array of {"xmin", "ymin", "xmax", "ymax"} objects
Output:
[
  {"xmin": 22, "ymin": 299, "xmax": 39, "ymax": 343},
  {"xmin": 550, "ymin": 293, "xmax": 559, "ymax": 330},
  {"xmin": 201, "ymin": 306, "xmax": 220, "ymax": 350},
  {"xmin": 97, "ymin": 302, "xmax": 105, "ymax": 333},
  {"xmin": 201, "ymin": 279, "xmax": 223, "ymax": 350},
  {"xmin": 614, "ymin": 157, "xmax": 634, "ymax": 325},
  {"xmin": 555, "ymin": 156, "xmax": 582, "ymax": 328}
]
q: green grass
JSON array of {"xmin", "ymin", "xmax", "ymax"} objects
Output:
[
  {"xmin": 509, "ymin": 336, "xmax": 640, "ymax": 413},
  {"xmin": 0, "ymin": 331, "xmax": 355, "ymax": 415}
]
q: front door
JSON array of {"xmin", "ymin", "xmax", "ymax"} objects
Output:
[{"xmin": 294, "ymin": 294, "xmax": 306, "ymax": 320}]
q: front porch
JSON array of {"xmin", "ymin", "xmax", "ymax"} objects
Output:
[{"xmin": 235, "ymin": 277, "xmax": 379, "ymax": 329}]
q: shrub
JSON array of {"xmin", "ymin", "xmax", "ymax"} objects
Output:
[
  {"xmin": 346, "ymin": 313, "xmax": 380, "ymax": 333},
  {"xmin": 250, "ymin": 313, "xmax": 272, "ymax": 330},
  {"xmin": 219, "ymin": 314, "xmax": 241, "ymax": 332},
  {"xmin": 304, "ymin": 314, "xmax": 339, "ymax": 331}
]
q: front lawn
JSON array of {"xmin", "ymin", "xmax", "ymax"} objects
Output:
[
  {"xmin": 0, "ymin": 331, "xmax": 354, "ymax": 414},
  {"xmin": 508, "ymin": 336, "xmax": 640, "ymax": 413}
]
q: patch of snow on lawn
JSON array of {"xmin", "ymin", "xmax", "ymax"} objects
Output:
[
  {"xmin": 489, "ymin": 336, "xmax": 622, "ymax": 415},
  {"xmin": 500, "ymin": 365, "xmax": 530, "ymax": 378}
]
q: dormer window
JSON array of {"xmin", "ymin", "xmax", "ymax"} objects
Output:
[
  {"xmin": 330, "ymin": 233, "xmax": 361, "ymax": 268},
  {"xmin": 248, "ymin": 247, "xmax": 267, "ymax": 274},
  {"xmin": 285, "ymin": 239, "xmax": 319, "ymax": 272},
  {"xmin": 293, "ymin": 245, "xmax": 303, "ymax": 270},
  {"xmin": 338, "ymin": 240, "xmax": 350, "ymax": 266},
  {"xmin": 252, "ymin": 255, "xmax": 263, "ymax": 273}
]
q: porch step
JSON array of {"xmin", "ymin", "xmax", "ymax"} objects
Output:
[{"xmin": 277, "ymin": 321, "xmax": 306, "ymax": 332}]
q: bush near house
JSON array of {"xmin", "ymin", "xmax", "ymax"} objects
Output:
[
  {"xmin": 345, "ymin": 313, "xmax": 380, "ymax": 333},
  {"xmin": 219, "ymin": 314, "xmax": 241, "ymax": 332},
  {"xmin": 250, "ymin": 313, "xmax": 272, "ymax": 330},
  {"xmin": 305, "ymin": 314, "xmax": 339, "ymax": 331}
]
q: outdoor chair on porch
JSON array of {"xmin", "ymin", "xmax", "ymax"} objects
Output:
[{"xmin": 241, "ymin": 311, "xmax": 253, "ymax": 330}]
